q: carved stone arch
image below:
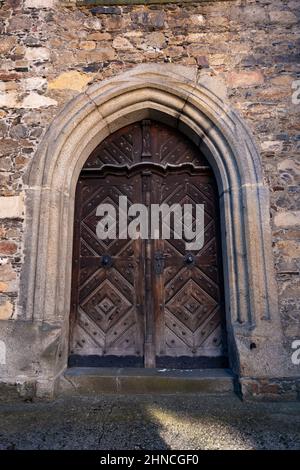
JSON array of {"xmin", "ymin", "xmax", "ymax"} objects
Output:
[{"xmin": 20, "ymin": 64, "xmax": 285, "ymax": 396}]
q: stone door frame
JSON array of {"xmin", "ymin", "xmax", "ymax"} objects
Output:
[{"xmin": 20, "ymin": 64, "xmax": 284, "ymax": 397}]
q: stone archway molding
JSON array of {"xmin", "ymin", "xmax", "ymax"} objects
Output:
[{"xmin": 17, "ymin": 64, "xmax": 285, "ymax": 397}]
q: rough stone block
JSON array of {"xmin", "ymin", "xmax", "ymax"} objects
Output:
[
  {"xmin": 0, "ymin": 196, "xmax": 24, "ymax": 219},
  {"xmin": 144, "ymin": 32, "xmax": 166, "ymax": 49},
  {"xmin": 0, "ymin": 37, "xmax": 17, "ymax": 55},
  {"xmin": 76, "ymin": 47, "xmax": 115, "ymax": 62},
  {"xmin": 0, "ymin": 91, "xmax": 18, "ymax": 108},
  {"xmin": 112, "ymin": 37, "xmax": 134, "ymax": 50},
  {"xmin": 90, "ymin": 6, "xmax": 121, "ymax": 15},
  {"xmin": 21, "ymin": 92, "xmax": 57, "ymax": 108},
  {"xmin": 24, "ymin": 0, "xmax": 56, "ymax": 7},
  {"xmin": 196, "ymin": 56, "xmax": 209, "ymax": 68},
  {"xmin": 0, "ymin": 242, "xmax": 18, "ymax": 256},
  {"xmin": 79, "ymin": 41, "xmax": 96, "ymax": 50},
  {"xmin": 23, "ymin": 78, "xmax": 47, "ymax": 92},
  {"xmin": 275, "ymin": 240, "xmax": 300, "ymax": 258},
  {"xmin": 274, "ymin": 211, "xmax": 300, "ymax": 228},
  {"xmin": 269, "ymin": 10, "xmax": 298, "ymax": 25},
  {"xmin": 48, "ymin": 71, "xmax": 91, "ymax": 92},
  {"xmin": 87, "ymin": 32, "xmax": 111, "ymax": 41},
  {"xmin": 227, "ymin": 71, "xmax": 265, "ymax": 88},
  {"xmin": 0, "ymin": 262, "xmax": 17, "ymax": 293},
  {"xmin": 278, "ymin": 159, "xmax": 300, "ymax": 175},
  {"xmin": 0, "ymin": 298, "xmax": 13, "ymax": 320},
  {"xmin": 25, "ymin": 47, "xmax": 50, "ymax": 61}
]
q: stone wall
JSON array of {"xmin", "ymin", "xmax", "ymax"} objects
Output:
[{"xmin": 0, "ymin": 0, "xmax": 299, "ymax": 397}]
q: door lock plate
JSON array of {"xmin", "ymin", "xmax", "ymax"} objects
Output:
[{"xmin": 154, "ymin": 251, "xmax": 165, "ymax": 275}]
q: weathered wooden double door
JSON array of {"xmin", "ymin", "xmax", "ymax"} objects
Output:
[{"xmin": 69, "ymin": 121, "xmax": 227, "ymax": 368}]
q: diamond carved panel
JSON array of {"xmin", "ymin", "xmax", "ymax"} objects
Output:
[
  {"xmin": 166, "ymin": 279, "xmax": 217, "ymax": 333},
  {"xmin": 81, "ymin": 279, "xmax": 132, "ymax": 334}
]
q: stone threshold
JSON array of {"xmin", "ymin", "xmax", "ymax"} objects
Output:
[{"xmin": 61, "ymin": 367, "xmax": 236, "ymax": 395}]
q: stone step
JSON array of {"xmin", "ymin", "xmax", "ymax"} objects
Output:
[{"xmin": 60, "ymin": 368, "xmax": 236, "ymax": 395}]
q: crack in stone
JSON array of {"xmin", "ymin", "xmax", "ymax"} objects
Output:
[{"xmin": 98, "ymin": 403, "xmax": 114, "ymax": 445}]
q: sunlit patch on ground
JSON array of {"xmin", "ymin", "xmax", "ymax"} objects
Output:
[{"xmin": 0, "ymin": 395, "xmax": 299, "ymax": 450}]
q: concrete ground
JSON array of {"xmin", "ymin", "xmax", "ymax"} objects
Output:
[{"xmin": 0, "ymin": 394, "xmax": 300, "ymax": 450}]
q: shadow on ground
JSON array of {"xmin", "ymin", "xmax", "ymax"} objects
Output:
[{"xmin": 0, "ymin": 394, "xmax": 300, "ymax": 450}]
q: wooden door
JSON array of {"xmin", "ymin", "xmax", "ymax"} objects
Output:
[
  {"xmin": 150, "ymin": 168, "xmax": 227, "ymax": 368},
  {"xmin": 69, "ymin": 169, "xmax": 145, "ymax": 367},
  {"xmin": 69, "ymin": 121, "xmax": 227, "ymax": 368}
]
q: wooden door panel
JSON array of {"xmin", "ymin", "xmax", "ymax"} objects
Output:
[
  {"xmin": 83, "ymin": 121, "xmax": 209, "ymax": 170},
  {"xmin": 70, "ymin": 172, "xmax": 144, "ymax": 362},
  {"xmin": 151, "ymin": 169, "xmax": 227, "ymax": 364}
]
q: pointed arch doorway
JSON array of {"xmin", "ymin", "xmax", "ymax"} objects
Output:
[
  {"xmin": 21, "ymin": 64, "xmax": 284, "ymax": 398},
  {"xmin": 69, "ymin": 120, "xmax": 228, "ymax": 369}
]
